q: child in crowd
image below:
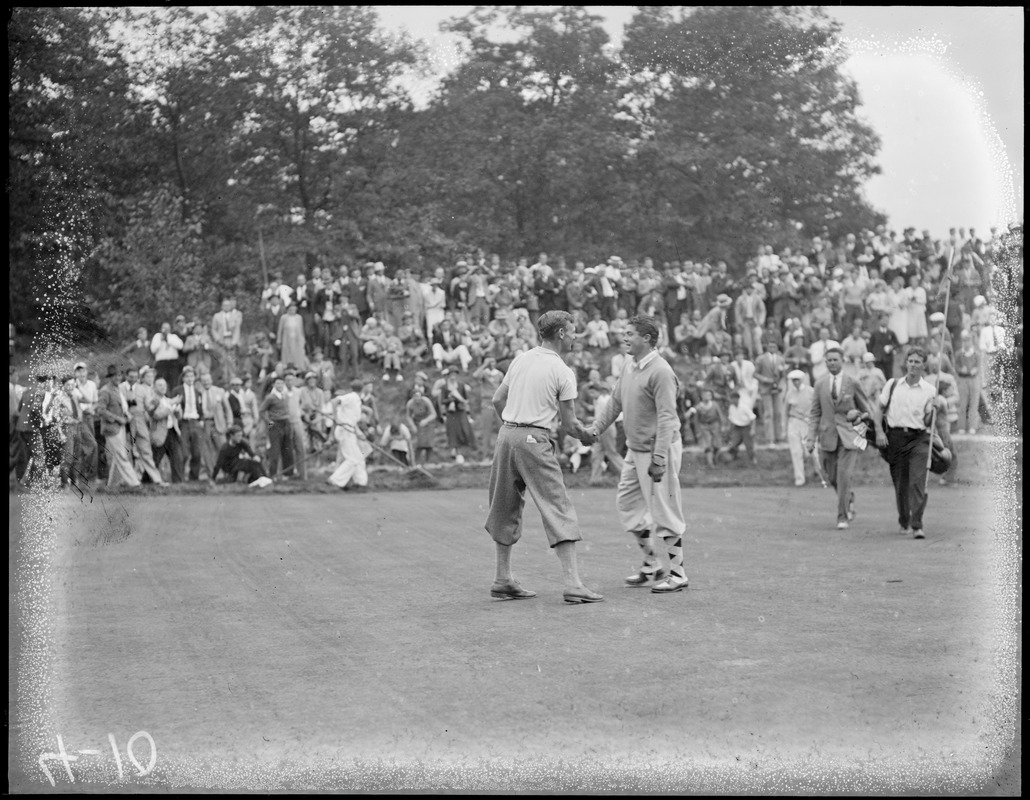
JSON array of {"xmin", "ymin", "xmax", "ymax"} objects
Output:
[
  {"xmin": 380, "ymin": 322, "xmax": 404, "ymax": 382},
  {"xmin": 694, "ymin": 388, "xmax": 725, "ymax": 467},
  {"xmin": 360, "ymin": 317, "xmax": 384, "ymax": 363},
  {"xmin": 584, "ymin": 310, "xmax": 610, "ymax": 349},
  {"xmin": 719, "ymin": 390, "xmax": 758, "ymax": 465}
]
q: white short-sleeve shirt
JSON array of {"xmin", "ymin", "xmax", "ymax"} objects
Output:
[
  {"xmin": 500, "ymin": 347, "xmax": 577, "ymax": 428},
  {"xmin": 879, "ymin": 377, "xmax": 937, "ymax": 430}
]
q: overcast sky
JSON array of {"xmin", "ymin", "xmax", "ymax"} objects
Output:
[{"xmin": 375, "ymin": 5, "xmax": 1024, "ymax": 238}]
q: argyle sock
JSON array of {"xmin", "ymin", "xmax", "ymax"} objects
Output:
[
  {"xmin": 633, "ymin": 529, "xmax": 659, "ymax": 574},
  {"xmin": 663, "ymin": 535, "xmax": 685, "ymax": 579}
]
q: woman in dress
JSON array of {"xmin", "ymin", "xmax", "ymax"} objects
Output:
[
  {"xmin": 276, "ymin": 303, "xmax": 308, "ymax": 371},
  {"xmin": 440, "ymin": 371, "xmax": 474, "ymax": 463},
  {"xmin": 405, "ymin": 383, "xmax": 437, "ymax": 466},
  {"xmin": 905, "ymin": 273, "xmax": 929, "ymax": 344},
  {"xmin": 886, "ymin": 276, "xmax": 910, "ymax": 347}
]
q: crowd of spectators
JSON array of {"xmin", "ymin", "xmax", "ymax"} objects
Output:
[{"xmin": 9, "ymin": 222, "xmax": 1023, "ymax": 490}]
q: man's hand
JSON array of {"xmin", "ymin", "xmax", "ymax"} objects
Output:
[
  {"xmin": 875, "ymin": 430, "xmax": 888, "ymax": 449},
  {"xmin": 647, "ymin": 460, "xmax": 666, "ymax": 483},
  {"xmin": 577, "ymin": 425, "xmax": 597, "ymax": 446}
]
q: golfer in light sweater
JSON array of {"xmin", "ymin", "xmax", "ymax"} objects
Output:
[{"xmin": 590, "ymin": 315, "xmax": 689, "ymax": 593}]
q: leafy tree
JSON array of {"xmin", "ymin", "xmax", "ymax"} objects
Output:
[
  {"xmin": 208, "ymin": 6, "xmax": 423, "ymax": 268},
  {"xmin": 89, "ymin": 187, "xmax": 210, "ymax": 337},
  {"xmin": 418, "ymin": 5, "xmax": 631, "ymax": 259},
  {"xmin": 621, "ymin": 6, "xmax": 884, "ymax": 265},
  {"xmin": 8, "ymin": 7, "xmax": 140, "ymax": 338}
]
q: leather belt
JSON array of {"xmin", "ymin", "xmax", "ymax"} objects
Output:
[{"xmin": 503, "ymin": 422, "xmax": 549, "ymax": 431}]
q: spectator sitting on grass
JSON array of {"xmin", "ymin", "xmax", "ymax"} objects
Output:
[
  {"xmin": 379, "ymin": 415, "xmax": 413, "ymax": 466},
  {"xmin": 397, "ymin": 311, "xmax": 427, "ymax": 363},
  {"xmin": 432, "ymin": 318, "xmax": 472, "ymax": 373},
  {"xmin": 360, "ymin": 317, "xmax": 385, "ymax": 364},
  {"xmin": 211, "ymin": 425, "xmax": 271, "ymax": 488}
]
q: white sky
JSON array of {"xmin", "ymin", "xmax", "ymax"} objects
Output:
[{"xmin": 375, "ymin": 5, "xmax": 1024, "ymax": 238}]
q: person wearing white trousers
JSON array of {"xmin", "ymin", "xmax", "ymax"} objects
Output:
[
  {"xmin": 590, "ymin": 315, "xmax": 689, "ymax": 594},
  {"xmin": 326, "ymin": 380, "xmax": 368, "ymax": 490},
  {"xmin": 784, "ymin": 370, "xmax": 821, "ymax": 486}
]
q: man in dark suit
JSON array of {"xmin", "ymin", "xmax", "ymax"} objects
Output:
[
  {"xmin": 805, "ymin": 346, "xmax": 872, "ymax": 530},
  {"xmin": 868, "ymin": 313, "xmax": 900, "ymax": 381},
  {"xmin": 171, "ymin": 367, "xmax": 204, "ymax": 481}
]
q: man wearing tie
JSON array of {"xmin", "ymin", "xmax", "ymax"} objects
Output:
[
  {"xmin": 198, "ymin": 371, "xmax": 232, "ymax": 480},
  {"xmin": 71, "ymin": 361, "xmax": 99, "ymax": 484},
  {"xmin": 755, "ymin": 341, "xmax": 786, "ymax": 443},
  {"xmin": 805, "ymin": 346, "xmax": 872, "ymax": 530},
  {"xmin": 173, "ymin": 366, "xmax": 204, "ymax": 481},
  {"xmin": 210, "ymin": 296, "xmax": 243, "ymax": 384},
  {"xmin": 97, "ymin": 365, "xmax": 141, "ymax": 488}
]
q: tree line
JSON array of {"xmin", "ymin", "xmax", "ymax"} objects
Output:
[{"xmin": 9, "ymin": 5, "xmax": 885, "ymax": 342}]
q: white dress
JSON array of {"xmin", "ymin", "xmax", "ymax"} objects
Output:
[
  {"xmin": 906, "ymin": 286, "xmax": 928, "ymax": 340},
  {"xmin": 887, "ymin": 289, "xmax": 910, "ymax": 346}
]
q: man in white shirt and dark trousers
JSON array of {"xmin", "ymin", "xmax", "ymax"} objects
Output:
[
  {"xmin": 874, "ymin": 346, "xmax": 940, "ymax": 539},
  {"xmin": 590, "ymin": 315, "xmax": 689, "ymax": 593},
  {"xmin": 485, "ymin": 310, "xmax": 603, "ymax": 604}
]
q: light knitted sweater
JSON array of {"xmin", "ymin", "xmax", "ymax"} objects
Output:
[{"xmin": 593, "ymin": 351, "xmax": 680, "ymax": 465}]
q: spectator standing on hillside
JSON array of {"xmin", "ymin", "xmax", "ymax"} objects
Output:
[
  {"xmin": 211, "ymin": 296, "xmax": 243, "ymax": 384},
  {"xmin": 472, "ymin": 358, "xmax": 504, "ymax": 460},
  {"xmin": 173, "ymin": 366, "xmax": 204, "ymax": 482},
  {"xmin": 440, "ymin": 370, "xmax": 475, "ymax": 464},
  {"xmin": 199, "ymin": 370, "xmax": 232, "ymax": 481},
  {"xmin": 283, "ymin": 371, "xmax": 308, "ymax": 480},
  {"xmin": 278, "ymin": 304, "xmax": 308, "ymax": 371},
  {"xmin": 71, "ymin": 361, "xmax": 99, "ymax": 484},
  {"xmin": 734, "ymin": 282, "xmax": 766, "ymax": 360},
  {"xmin": 184, "ymin": 320, "xmax": 215, "ymax": 377},
  {"xmin": 405, "ymin": 382, "xmax": 437, "ymax": 466},
  {"xmin": 755, "ymin": 342, "xmax": 786, "ymax": 443},
  {"xmin": 121, "ymin": 327, "xmax": 152, "ymax": 369},
  {"xmin": 260, "ymin": 375, "xmax": 293, "ymax": 480},
  {"xmin": 97, "ymin": 366, "xmax": 141, "ymax": 489},
  {"xmin": 718, "ymin": 389, "xmax": 758, "ymax": 466},
  {"xmin": 149, "ymin": 378, "xmax": 184, "ymax": 484},
  {"xmin": 125, "ymin": 366, "xmax": 165, "ymax": 485},
  {"xmin": 954, "ymin": 329, "xmax": 981, "ymax": 434},
  {"xmin": 151, "ymin": 323, "xmax": 184, "ymax": 388}
]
